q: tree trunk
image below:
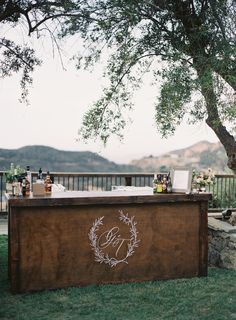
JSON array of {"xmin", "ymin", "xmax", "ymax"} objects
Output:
[
  {"xmin": 172, "ymin": 0, "xmax": 236, "ymax": 174},
  {"xmin": 205, "ymin": 119, "xmax": 236, "ymax": 174},
  {"xmin": 195, "ymin": 65, "xmax": 236, "ymax": 174}
]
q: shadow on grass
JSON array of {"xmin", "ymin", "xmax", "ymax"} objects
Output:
[{"xmin": 1, "ymin": 235, "xmax": 236, "ymax": 320}]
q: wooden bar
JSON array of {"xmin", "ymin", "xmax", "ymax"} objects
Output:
[{"xmin": 8, "ymin": 191, "xmax": 211, "ymax": 293}]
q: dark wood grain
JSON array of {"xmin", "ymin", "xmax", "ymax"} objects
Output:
[
  {"xmin": 8, "ymin": 192, "xmax": 211, "ymax": 293},
  {"xmin": 9, "ymin": 207, "xmax": 21, "ymax": 293},
  {"xmin": 198, "ymin": 201, "xmax": 209, "ymax": 276},
  {"xmin": 7, "ymin": 191, "xmax": 212, "ymax": 207}
]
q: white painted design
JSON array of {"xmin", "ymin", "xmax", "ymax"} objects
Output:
[{"xmin": 88, "ymin": 210, "xmax": 140, "ymax": 267}]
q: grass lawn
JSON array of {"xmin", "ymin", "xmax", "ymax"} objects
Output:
[{"xmin": 1, "ymin": 235, "xmax": 236, "ymax": 320}]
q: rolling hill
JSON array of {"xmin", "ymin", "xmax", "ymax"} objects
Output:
[
  {"xmin": 0, "ymin": 145, "xmax": 141, "ymax": 173},
  {"xmin": 130, "ymin": 141, "xmax": 228, "ymax": 173},
  {"xmin": 0, "ymin": 141, "xmax": 229, "ymax": 174}
]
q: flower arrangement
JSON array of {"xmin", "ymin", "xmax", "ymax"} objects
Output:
[
  {"xmin": 192, "ymin": 168, "xmax": 215, "ymax": 191},
  {"xmin": 5, "ymin": 163, "xmax": 25, "ymax": 183}
]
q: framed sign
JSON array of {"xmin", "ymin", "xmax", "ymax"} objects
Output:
[{"xmin": 171, "ymin": 168, "xmax": 192, "ymax": 193}]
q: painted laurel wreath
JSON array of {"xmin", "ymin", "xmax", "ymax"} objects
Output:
[{"xmin": 88, "ymin": 210, "xmax": 140, "ymax": 267}]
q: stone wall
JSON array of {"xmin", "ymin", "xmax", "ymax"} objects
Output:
[{"xmin": 208, "ymin": 217, "xmax": 236, "ymax": 269}]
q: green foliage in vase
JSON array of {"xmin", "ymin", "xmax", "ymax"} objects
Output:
[{"xmin": 5, "ymin": 163, "xmax": 25, "ymax": 183}]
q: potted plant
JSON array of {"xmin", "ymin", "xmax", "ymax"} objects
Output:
[{"xmin": 5, "ymin": 163, "xmax": 25, "ymax": 193}]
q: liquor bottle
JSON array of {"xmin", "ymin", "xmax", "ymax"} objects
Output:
[
  {"xmin": 153, "ymin": 174, "xmax": 158, "ymax": 194},
  {"xmin": 25, "ymin": 177, "xmax": 31, "ymax": 196},
  {"xmin": 167, "ymin": 176, "xmax": 172, "ymax": 193},
  {"xmin": 26, "ymin": 165, "xmax": 32, "ymax": 191},
  {"xmin": 37, "ymin": 168, "xmax": 43, "ymax": 181},
  {"xmin": 22, "ymin": 178, "xmax": 26, "ymax": 196},
  {"xmin": 156, "ymin": 175, "xmax": 163, "ymax": 193},
  {"xmin": 44, "ymin": 171, "xmax": 52, "ymax": 193},
  {"xmin": 10, "ymin": 162, "xmax": 14, "ymax": 173},
  {"xmin": 162, "ymin": 174, "xmax": 167, "ymax": 193}
]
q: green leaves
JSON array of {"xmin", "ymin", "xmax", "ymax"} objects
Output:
[
  {"xmin": 79, "ymin": 85, "xmax": 132, "ymax": 144},
  {"xmin": 71, "ymin": 0, "xmax": 235, "ymax": 156},
  {"xmin": 0, "ymin": 38, "xmax": 42, "ymax": 104},
  {"xmin": 0, "ymin": 1, "xmax": 79, "ymax": 103},
  {"xmin": 155, "ymin": 63, "xmax": 194, "ymax": 137}
]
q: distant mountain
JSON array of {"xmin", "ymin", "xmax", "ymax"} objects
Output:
[
  {"xmin": 130, "ymin": 141, "xmax": 228, "ymax": 173},
  {"xmin": 0, "ymin": 142, "xmax": 230, "ymax": 174},
  {"xmin": 0, "ymin": 145, "xmax": 141, "ymax": 173}
]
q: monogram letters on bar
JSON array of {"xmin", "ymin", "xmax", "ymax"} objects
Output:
[{"xmin": 88, "ymin": 210, "xmax": 140, "ymax": 267}]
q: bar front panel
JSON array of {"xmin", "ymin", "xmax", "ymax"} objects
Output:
[{"xmin": 9, "ymin": 200, "xmax": 205, "ymax": 292}]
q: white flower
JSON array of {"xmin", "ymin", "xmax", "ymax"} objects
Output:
[{"xmin": 192, "ymin": 168, "xmax": 215, "ymax": 187}]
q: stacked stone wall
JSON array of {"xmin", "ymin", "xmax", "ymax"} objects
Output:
[{"xmin": 208, "ymin": 217, "xmax": 236, "ymax": 269}]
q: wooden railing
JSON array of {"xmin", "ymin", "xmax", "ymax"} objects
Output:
[
  {"xmin": 0, "ymin": 171, "xmax": 236, "ymax": 213},
  {"xmin": 207, "ymin": 174, "xmax": 236, "ymax": 210},
  {"xmin": 49, "ymin": 172, "xmax": 154, "ymax": 191},
  {"xmin": 0, "ymin": 171, "xmax": 154, "ymax": 213}
]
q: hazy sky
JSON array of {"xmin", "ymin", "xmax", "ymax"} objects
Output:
[{"xmin": 0, "ymin": 28, "xmax": 219, "ymax": 164}]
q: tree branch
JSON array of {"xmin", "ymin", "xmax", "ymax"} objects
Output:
[
  {"xmin": 208, "ymin": 0, "xmax": 226, "ymax": 39},
  {"xmin": 0, "ymin": 38, "xmax": 34, "ymax": 70}
]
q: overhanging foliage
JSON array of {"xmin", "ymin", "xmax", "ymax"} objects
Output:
[{"xmin": 0, "ymin": 1, "xmax": 236, "ymax": 171}]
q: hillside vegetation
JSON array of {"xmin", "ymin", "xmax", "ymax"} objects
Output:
[
  {"xmin": 0, "ymin": 146, "xmax": 140, "ymax": 173},
  {"xmin": 131, "ymin": 141, "xmax": 228, "ymax": 173},
  {"xmin": 0, "ymin": 141, "xmax": 229, "ymax": 174}
]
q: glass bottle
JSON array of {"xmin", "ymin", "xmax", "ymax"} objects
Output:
[
  {"xmin": 26, "ymin": 165, "xmax": 31, "ymax": 191},
  {"xmin": 44, "ymin": 171, "xmax": 52, "ymax": 193},
  {"xmin": 10, "ymin": 162, "xmax": 14, "ymax": 172},
  {"xmin": 153, "ymin": 174, "xmax": 158, "ymax": 194},
  {"xmin": 37, "ymin": 168, "xmax": 43, "ymax": 181},
  {"xmin": 25, "ymin": 177, "xmax": 30, "ymax": 196},
  {"xmin": 22, "ymin": 178, "xmax": 26, "ymax": 196},
  {"xmin": 162, "ymin": 174, "xmax": 167, "ymax": 193},
  {"xmin": 156, "ymin": 175, "xmax": 163, "ymax": 193},
  {"xmin": 167, "ymin": 176, "xmax": 172, "ymax": 193}
]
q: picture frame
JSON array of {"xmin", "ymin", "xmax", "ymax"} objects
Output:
[{"xmin": 170, "ymin": 168, "xmax": 192, "ymax": 193}]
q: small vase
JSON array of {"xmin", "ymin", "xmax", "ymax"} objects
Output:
[{"xmin": 200, "ymin": 187, "xmax": 206, "ymax": 192}]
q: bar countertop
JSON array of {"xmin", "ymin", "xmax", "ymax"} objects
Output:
[{"xmin": 7, "ymin": 191, "xmax": 212, "ymax": 207}]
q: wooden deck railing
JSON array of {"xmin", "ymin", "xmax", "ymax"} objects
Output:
[
  {"xmin": 207, "ymin": 174, "xmax": 236, "ymax": 210},
  {"xmin": 0, "ymin": 171, "xmax": 154, "ymax": 213},
  {"xmin": 0, "ymin": 171, "xmax": 236, "ymax": 212}
]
